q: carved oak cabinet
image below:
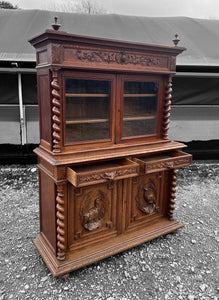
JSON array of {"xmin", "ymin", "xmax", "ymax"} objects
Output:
[{"xmin": 29, "ymin": 28, "xmax": 192, "ymax": 277}]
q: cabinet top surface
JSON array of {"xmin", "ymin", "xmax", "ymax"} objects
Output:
[
  {"xmin": 29, "ymin": 29, "xmax": 185, "ymax": 55},
  {"xmin": 35, "ymin": 140, "xmax": 187, "ymax": 166}
]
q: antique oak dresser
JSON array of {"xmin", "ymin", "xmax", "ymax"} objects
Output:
[{"xmin": 29, "ymin": 24, "xmax": 192, "ymax": 277}]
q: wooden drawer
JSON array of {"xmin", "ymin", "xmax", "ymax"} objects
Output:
[
  {"xmin": 67, "ymin": 158, "xmax": 139, "ymax": 187},
  {"xmin": 134, "ymin": 150, "xmax": 192, "ymax": 174}
]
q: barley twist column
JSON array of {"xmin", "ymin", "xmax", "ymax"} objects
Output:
[
  {"xmin": 56, "ymin": 185, "xmax": 66, "ymax": 260},
  {"xmin": 168, "ymin": 169, "xmax": 177, "ymax": 221},
  {"xmin": 51, "ymin": 69, "xmax": 61, "ymax": 153},
  {"xmin": 162, "ymin": 75, "xmax": 172, "ymax": 139}
]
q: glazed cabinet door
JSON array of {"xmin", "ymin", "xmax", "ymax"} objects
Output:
[
  {"xmin": 68, "ymin": 180, "xmax": 123, "ymax": 250},
  {"xmin": 63, "ymin": 72, "xmax": 116, "ymax": 146},
  {"xmin": 116, "ymin": 74, "xmax": 164, "ymax": 143}
]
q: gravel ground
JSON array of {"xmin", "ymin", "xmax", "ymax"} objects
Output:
[{"xmin": 0, "ymin": 161, "xmax": 218, "ymax": 300}]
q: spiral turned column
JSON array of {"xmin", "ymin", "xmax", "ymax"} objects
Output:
[
  {"xmin": 56, "ymin": 185, "xmax": 66, "ymax": 260},
  {"xmin": 162, "ymin": 75, "xmax": 172, "ymax": 139},
  {"xmin": 51, "ymin": 69, "xmax": 61, "ymax": 153},
  {"xmin": 168, "ymin": 169, "xmax": 177, "ymax": 221}
]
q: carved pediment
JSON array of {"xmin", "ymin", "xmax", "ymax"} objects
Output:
[
  {"xmin": 63, "ymin": 46, "xmax": 169, "ymax": 70},
  {"xmin": 76, "ymin": 50, "xmax": 161, "ymax": 67}
]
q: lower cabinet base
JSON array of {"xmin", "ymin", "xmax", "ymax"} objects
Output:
[{"xmin": 34, "ymin": 217, "xmax": 183, "ymax": 278}]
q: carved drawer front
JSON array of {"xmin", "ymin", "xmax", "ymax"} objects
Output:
[
  {"xmin": 67, "ymin": 158, "xmax": 139, "ymax": 187},
  {"xmin": 134, "ymin": 150, "xmax": 192, "ymax": 174},
  {"xmin": 126, "ymin": 172, "xmax": 163, "ymax": 230},
  {"xmin": 68, "ymin": 181, "xmax": 122, "ymax": 248}
]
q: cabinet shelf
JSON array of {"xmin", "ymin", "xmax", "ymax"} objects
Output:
[
  {"xmin": 123, "ymin": 116, "xmax": 156, "ymax": 121},
  {"xmin": 66, "ymin": 118, "xmax": 108, "ymax": 125},
  {"xmin": 124, "ymin": 94, "xmax": 156, "ymax": 98},
  {"xmin": 66, "ymin": 116, "xmax": 155, "ymax": 125},
  {"xmin": 66, "ymin": 93, "xmax": 109, "ymax": 98},
  {"xmin": 65, "ymin": 93, "xmax": 156, "ymax": 98}
]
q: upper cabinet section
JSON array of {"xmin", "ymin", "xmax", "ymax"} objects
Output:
[
  {"xmin": 29, "ymin": 30, "xmax": 185, "ymax": 73},
  {"xmin": 29, "ymin": 29, "xmax": 185, "ymax": 155}
]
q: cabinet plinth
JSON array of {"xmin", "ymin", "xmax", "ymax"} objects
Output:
[{"xmin": 29, "ymin": 29, "xmax": 191, "ymax": 277}]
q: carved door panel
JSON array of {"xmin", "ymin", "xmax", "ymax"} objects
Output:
[
  {"xmin": 126, "ymin": 172, "xmax": 164, "ymax": 230},
  {"xmin": 68, "ymin": 180, "xmax": 122, "ymax": 249}
]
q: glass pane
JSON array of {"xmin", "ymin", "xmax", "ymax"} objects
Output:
[
  {"xmin": 65, "ymin": 79, "xmax": 111, "ymax": 143},
  {"xmin": 122, "ymin": 81, "xmax": 158, "ymax": 137}
]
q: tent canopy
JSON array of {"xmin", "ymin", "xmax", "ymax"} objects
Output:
[{"xmin": 0, "ymin": 9, "xmax": 219, "ymax": 66}]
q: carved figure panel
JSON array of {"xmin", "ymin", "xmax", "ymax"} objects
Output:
[
  {"xmin": 80, "ymin": 190, "xmax": 107, "ymax": 231},
  {"xmin": 68, "ymin": 182, "xmax": 119, "ymax": 246},
  {"xmin": 136, "ymin": 180, "xmax": 159, "ymax": 215},
  {"xmin": 127, "ymin": 173, "xmax": 162, "ymax": 228}
]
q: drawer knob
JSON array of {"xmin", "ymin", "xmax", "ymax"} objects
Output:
[
  {"xmin": 104, "ymin": 171, "xmax": 117, "ymax": 180},
  {"xmin": 166, "ymin": 162, "xmax": 174, "ymax": 169}
]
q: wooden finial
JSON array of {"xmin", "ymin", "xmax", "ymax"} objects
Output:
[
  {"xmin": 52, "ymin": 16, "xmax": 61, "ymax": 31},
  {"xmin": 173, "ymin": 34, "xmax": 180, "ymax": 46}
]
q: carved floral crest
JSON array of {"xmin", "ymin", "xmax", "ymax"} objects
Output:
[{"xmin": 76, "ymin": 50, "xmax": 161, "ymax": 67}]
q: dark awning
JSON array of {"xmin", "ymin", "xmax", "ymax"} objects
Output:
[{"xmin": 0, "ymin": 9, "xmax": 219, "ymax": 66}]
